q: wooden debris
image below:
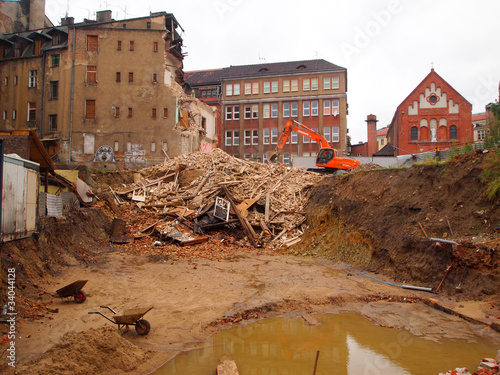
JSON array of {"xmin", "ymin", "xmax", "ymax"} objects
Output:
[{"xmin": 217, "ymin": 360, "xmax": 240, "ymax": 375}]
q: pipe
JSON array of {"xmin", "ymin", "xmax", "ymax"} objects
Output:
[
  {"xmin": 69, "ymin": 25, "xmax": 76, "ymax": 163},
  {"xmin": 402, "ymin": 285, "xmax": 435, "ymax": 293},
  {"xmin": 429, "ymin": 237, "xmax": 457, "ymax": 245}
]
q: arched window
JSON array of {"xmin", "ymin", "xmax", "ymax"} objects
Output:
[
  {"xmin": 410, "ymin": 126, "xmax": 418, "ymax": 141},
  {"xmin": 450, "ymin": 125, "xmax": 457, "ymax": 140}
]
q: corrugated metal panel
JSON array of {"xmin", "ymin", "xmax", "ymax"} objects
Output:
[{"xmin": 45, "ymin": 193, "xmax": 63, "ymax": 217}]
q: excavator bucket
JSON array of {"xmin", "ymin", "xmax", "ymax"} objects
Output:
[{"xmin": 266, "ymin": 151, "xmax": 279, "ymax": 163}]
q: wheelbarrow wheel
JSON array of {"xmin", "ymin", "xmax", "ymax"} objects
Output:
[
  {"xmin": 74, "ymin": 290, "xmax": 86, "ymax": 304},
  {"xmin": 135, "ymin": 319, "xmax": 151, "ymax": 336}
]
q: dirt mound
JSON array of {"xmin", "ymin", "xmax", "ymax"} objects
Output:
[
  {"xmin": 287, "ymin": 151, "xmax": 500, "ymax": 300},
  {"xmin": 14, "ymin": 327, "xmax": 154, "ymax": 375}
]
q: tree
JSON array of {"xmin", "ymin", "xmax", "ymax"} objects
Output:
[{"xmin": 484, "ymin": 102, "xmax": 500, "ymax": 148}]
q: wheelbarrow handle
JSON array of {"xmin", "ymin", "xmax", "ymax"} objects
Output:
[
  {"xmin": 88, "ymin": 311, "xmax": 117, "ymax": 325},
  {"xmin": 100, "ymin": 306, "xmax": 117, "ymax": 314}
]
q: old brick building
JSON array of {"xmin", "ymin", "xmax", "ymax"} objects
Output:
[
  {"xmin": 0, "ymin": 9, "xmax": 217, "ymax": 166},
  {"xmin": 387, "ymin": 69, "xmax": 473, "ymax": 156}
]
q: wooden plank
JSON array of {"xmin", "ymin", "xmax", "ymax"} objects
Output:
[
  {"xmin": 302, "ymin": 313, "xmax": 321, "ymax": 326},
  {"xmin": 223, "ymin": 186, "xmax": 259, "ymax": 248},
  {"xmin": 265, "ymin": 192, "xmax": 270, "ymax": 223}
]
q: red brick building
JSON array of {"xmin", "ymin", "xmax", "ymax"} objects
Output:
[{"xmin": 387, "ymin": 69, "xmax": 473, "ymax": 156}]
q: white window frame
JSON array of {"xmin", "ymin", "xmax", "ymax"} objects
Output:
[
  {"xmin": 252, "ymin": 129, "xmax": 259, "ymax": 145},
  {"xmin": 225, "ymin": 131, "xmax": 232, "ymax": 146},
  {"xmin": 283, "ymin": 80, "xmax": 290, "ymax": 92},
  {"xmin": 291, "ymin": 79, "xmax": 298, "ymax": 92},
  {"xmin": 323, "ymin": 77, "xmax": 331, "ymax": 90},
  {"xmin": 252, "ymin": 104, "xmax": 258, "ymax": 119},
  {"xmin": 283, "ymin": 153, "xmax": 290, "ymax": 164},
  {"xmin": 225, "ymin": 106, "xmax": 232, "ymax": 121},
  {"xmin": 271, "ymin": 103, "xmax": 278, "ymax": 118},
  {"xmin": 233, "ymin": 130, "xmax": 240, "ymax": 146},
  {"xmin": 244, "ymin": 130, "xmax": 251, "ymax": 145},
  {"xmin": 263, "ymin": 81, "xmax": 270, "ymax": 94},
  {"xmin": 29, "ymin": 70, "xmax": 37, "ymax": 88},
  {"xmin": 233, "ymin": 105, "xmax": 240, "ymax": 120},
  {"xmin": 303, "ymin": 101, "xmax": 310, "ymax": 117},
  {"xmin": 311, "ymin": 101, "xmax": 318, "ymax": 116},
  {"xmin": 332, "ymin": 126, "xmax": 339, "ymax": 142},
  {"xmin": 244, "ymin": 105, "xmax": 251, "ymax": 119},
  {"xmin": 283, "ymin": 103, "xmax": 290, "ymax": 117},
  {"xmin": 291, "ymin": 131, "xmax": 298, "ymax": 144},
  {"xmin": 303, "ymin": 78, "xmax": 310, "ymax": 91},
  {"xmin": 263, "ymin": 129, "xmax": 270, "ymax": 145},
  {"xmin": 271, "ymin": 128, "xmax": 278, "ymax": 144},
  {"xmin": 311, "ymin": 78, "xmax": 318, "ymax": 91},
  {"xmin": 234, "ymin": 83, "xmax": 240, "ymax": 95},
  {"xmin": 252, "ymin": 82, "xmax": 259, "ymax": 95},
  {"xmin": 245, "ymin": 83, "xmax": 251, "ymax": 95},
  {"xmin": 271, "ymin": 81, "xmax": 278, "ymax": 93},
  {"xmin": 324, "ymin": 127, "xmax": 331, "ymax": 142},
  {"xmin": 324, "ymin": 100, "xmax": 331, "ymax": 115},
  {"xmin": 291, "ymin": 102, "xmax": 298, "ymax": 117},
  {"xmin": 226, "ymin": 83, "xmax": 232, "ymax": 96},
  {"xmin": 311, "ymin": 127, "xmax": 318, "ymax": 143},
  {"xmin": 332, "ymin": 100, "xmax": 340, "ymax": 116},
  {"xmin": 332, "ymin": 76, "xmax": 339, "ymax": 89},
  {"xmin": 12, "ymin": 110, "xmax": 16, "ymax": 120},
  {"xmin": 263, "ymin": 104, "xmax": 270, "ymax": 119}
]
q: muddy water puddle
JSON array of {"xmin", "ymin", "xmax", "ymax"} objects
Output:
[{"xmin": 154, "ymin": 312, "xmax": 496, "ymax": 375}]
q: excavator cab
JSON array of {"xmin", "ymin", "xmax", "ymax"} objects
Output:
[{"xmin": 316, "ymin": 148, "xmax": 336, "ymax": 166}]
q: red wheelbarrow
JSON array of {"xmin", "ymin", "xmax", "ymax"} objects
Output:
[
  {"xmin": 89, "ymin": 306, "xmax": 153, "ymax": 335},
  {"xmin": 41, "ymin": 280, "xmax": 88, "ymax": 303}
]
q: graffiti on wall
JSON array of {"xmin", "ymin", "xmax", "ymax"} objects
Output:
[
  {"xmin": 124, "ymin": 144, "xmax": 147, "ymax": 163},
  {"xmin": 94, "ymin": 145, "xmax": 115, "ymax": 162}
]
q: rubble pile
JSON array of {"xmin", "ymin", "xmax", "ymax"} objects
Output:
[
  {"xmin": 439, "ymin": 351, "xmax": 500, "ymax": 375},
  {"xmin": 106, "ymin": 149, "xmax": 324, "ymax": 250}
]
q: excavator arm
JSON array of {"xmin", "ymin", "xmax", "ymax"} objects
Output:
[{"xmin": 269, "ymin": 120, "xmax": 330, "ymax": 162}]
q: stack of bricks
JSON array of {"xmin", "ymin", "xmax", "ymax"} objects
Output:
[{"xmin": 438, "ymin": 351, "xmax": 500, "ymax": 375}]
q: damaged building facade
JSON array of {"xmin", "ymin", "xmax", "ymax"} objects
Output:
[{"xmin": 0, "ymin": 9, "xmax": 217, "ymax": 167}]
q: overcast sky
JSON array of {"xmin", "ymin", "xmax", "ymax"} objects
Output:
[{"xmin": 45, "ymin": 0, "xmax": 500, "ymax": 144}]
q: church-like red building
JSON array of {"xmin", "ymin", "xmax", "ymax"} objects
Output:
[{"xmin": 387, "ymin": 69, "xmax": 473, "ymax": 156}]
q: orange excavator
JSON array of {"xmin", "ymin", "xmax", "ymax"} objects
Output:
[{"xmin": 268, "ymin": 120, "xmax": 361, "ymax": 172}]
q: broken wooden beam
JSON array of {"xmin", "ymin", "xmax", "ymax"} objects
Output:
[
  {"xmin": 223, "ymin": 186, "xmax": 260, "ymax": 248},
  {"xmin": 217, "ymin": 360, "xmax": 240, "ymax": 375}
]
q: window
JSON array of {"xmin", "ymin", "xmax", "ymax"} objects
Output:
[
  {"xmin": 152, "ymin": 108, "xmax": 157, "ymax": 118},
  {"xmin": 324, "ymin": 127, "xmax": 331, "ymax": 142},
  {"xmin": 303, "ymin": 101, "xmax": 310, "ymax": 117},
  {"xmin": 116, "ymin": 72, "xmax": 121, "ymax": 82},
  {"xmin": 51, "ymin": 54, "xmax": 60, "ymax": 67},
  {"xmin": 332, "ymin": 126, "xmax": 340, "ymax": 142},
  {"xmin": 147, "ymin": 22, "xmax": 151, "ymax": 29},
  {"xmin": 271, "ymin": 103, "xmax": 278, "ymax": 118},
  {"xmin": 332, "ymin": 100, "xmax": 340, "ymax": 116},
  {"xmin": 252, "ymin": 82, "xmax": 259, "ymax": 95},
  {"xmin": 283, "ymin": 103, "xmax": 290, "ymax": 117},
  {"xmin": 381, "ymin": 139, "xmax": 385, "ymax": 146},
  {"xmin": 311, "ymin": 127, "xmax": 319, "ymax": 143},
  {"xmin": 283, "ymin": 153, "xmax": 290, "ymax": 164},
  {"xmin": 226, "ymin": 84, "xmax": 233, "ymax": 96},
  {"xmin": 129, "ymin": 41, "xmax": 134, "ymax": 51},
  {"xmin": 303, "ymin": 132, "xmax": 310, "ymax": 143},
  {"xmin": 151, "ymin": 142, "xmax": 156, "ymax": 152},
  {"xmin": 291, "ymin": 131, "xmax": 298, "ymax": 144},
  {"xmin": 478, "ymin": 129, "xmax": 485, "ymax": 140},
  {"xmin": 233, "ymin": 131, "xmax": 240, "ymax": 146},
  {"xmin": 252, "ymin": 104, "xmax": 258, "ymax": 119},
  {"xmin": 244, "ymin": 105, "xmax": 251, "ymax": 119},
  {"xmin": 303, "ymin": 78, "xmax": 310, "ymax": 91},
  {"xmin": 245, "ymin": 83, "xmax": 251, "ymax": 95},
  {"xmin": 291, "ymin": 102, "xmax": 298, "ymax": 117},
  {"xmin": 271, "ymin": 129, "xmax": 278, "ymax": 144},
  {"xmin": 450, "ymin": 125, "xmax": 457, "ymax": 140},
  {"xmin": 234, "ymin": 83, "xmax": 240, "ymax": 95},
  {"xmin": 152, "ymin": 73, "xmax": 158, "ymax": 83},
  {"xmin": 50, "ymin": 81, "xmax": 58, "ymax": 100},
  {"xmin": 128, "ymin": 107, "xmax": 133, "ymax": 118},
  {"xmin": 233, "ymin": 105, "xmax": 240, "ymax": 120},
  {"xmin": 311, "ymin": 101, "xmax": 318, "ymax": 116},
  {"xmin": 4, "ymin": 77, "xmax": 7, "ymax": 86},
  {"xmin": 263, "ymin": 104, "xmax": 270, "ymax": 119},
  {"xmin": 114, "ymin": 141, "xmax": 119, "ymax": 152},
  {"xmin": 117, "ymin": 40, "xmax": 122, "ymax": 51},
  {"xmin": 14, "ymin": 76, "xmax": 17, "ymax": 86},
  {"xmin": 311, "ymin": 78, "xmax": 318, "ymax": 91},
  {"xmin": 29, "ymin": 70, "xmax": 37, "ymax": 87},
  {"xmin": 263, "ymin": 81, "xmax": 270, "ymax": 94},
  {"xmin": 12, "ymin": 110, "xmax": 16, "ymax": 120},
  {"xmin": 411, "ymin": 126, "xmax": 418, "ymax": 141},
  {"xmin": 291, "ymin": 79, "xmax": 298, "ymax": 91},
  {"xmin": 323, "ymin": 77, "xmax": 330, "ymax": 90},
  {"xmin": 87, "ymin": 35, "xmax": 98, "ymax": 51},
  {"xmin": 128, "ymin": 72, "xmax": 133, "ymax": 82},
  {"xmin": 85, "ymin": 100, "xmax": 95, "ymax": 119},
  {"xmin": 283, "ymin": 80, "xmax": 290, "ymax": 92},
  {"xmin": 86, "ymin": 66, "xmax": 97, "ymax": 83},
  {"xmin": 49, "ymin": 114, "xmax": 57, "ymax": 131},
  {"xmin": 324, "ymin": 100, "xmax": 331, "ymax": 115},
  {"xmin": 332, "ymin": 76, "xmax": 339, "ymax": 89},
  {"xmin": 252, "ymin": 129, "xmax": 259, "ymax": 145},
  {"xmin": 153, "ymin": 41, "xmax": 158, "ymax": 52},
  {"xmin": 3, "ymin": 111, "xmax": 6, "ymax": 120},
  {"xmin": 52, "ymin": 33, "xmax": 60, "ymax": 46},
  {"xmin": 225, "ymin": 131, "xmax": 232, "ymax": 146},
  {"xmin": 114, "ymin": 106, "xmax": 120, "ymax": 117},
  {"xmin": 225, "ymin": 106, "xmax": 232, "ymax": 120},
  {"xmin": 272, "ymin": 81, "xmax": 278, "ymax": 93},
  {"xmin": 163, "ymin": 108, "xmax": 168, "ymax": 118},
  {"xmin": 263, "ymin": 129, "xmax": 270, "ymax": 145},
  {"xmin": 244, "ymin": 130, "xmax": 251, "ymax": 145},
  {"xmin": 28, "ymin": 102, "xmax": 36, "ymax": 121}
]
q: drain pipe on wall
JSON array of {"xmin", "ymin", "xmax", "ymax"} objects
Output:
[{"xmin": 69, "ymin": 25, "xmax": 76, "ymax": 163}]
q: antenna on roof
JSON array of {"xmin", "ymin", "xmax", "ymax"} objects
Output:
[{"xmin": 258, "ymin": 52, "xmax": 266, "ymax": 63}]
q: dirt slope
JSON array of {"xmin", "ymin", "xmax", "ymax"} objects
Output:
[{"xmin": 289, "ymin": 151, "xmax": 500, "ymax": 300}]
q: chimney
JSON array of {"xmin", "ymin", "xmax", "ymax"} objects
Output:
[
  {"xmin": 366, "ymin": 114, "xmax": 378, "ymax": 156},
  {"xmin": 96, "ymin": 10, "xmax": 112, "ymax": 23},
  {"xmin": 61, "ymin": 17, "xmax": 74, "ymax": 26}
]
